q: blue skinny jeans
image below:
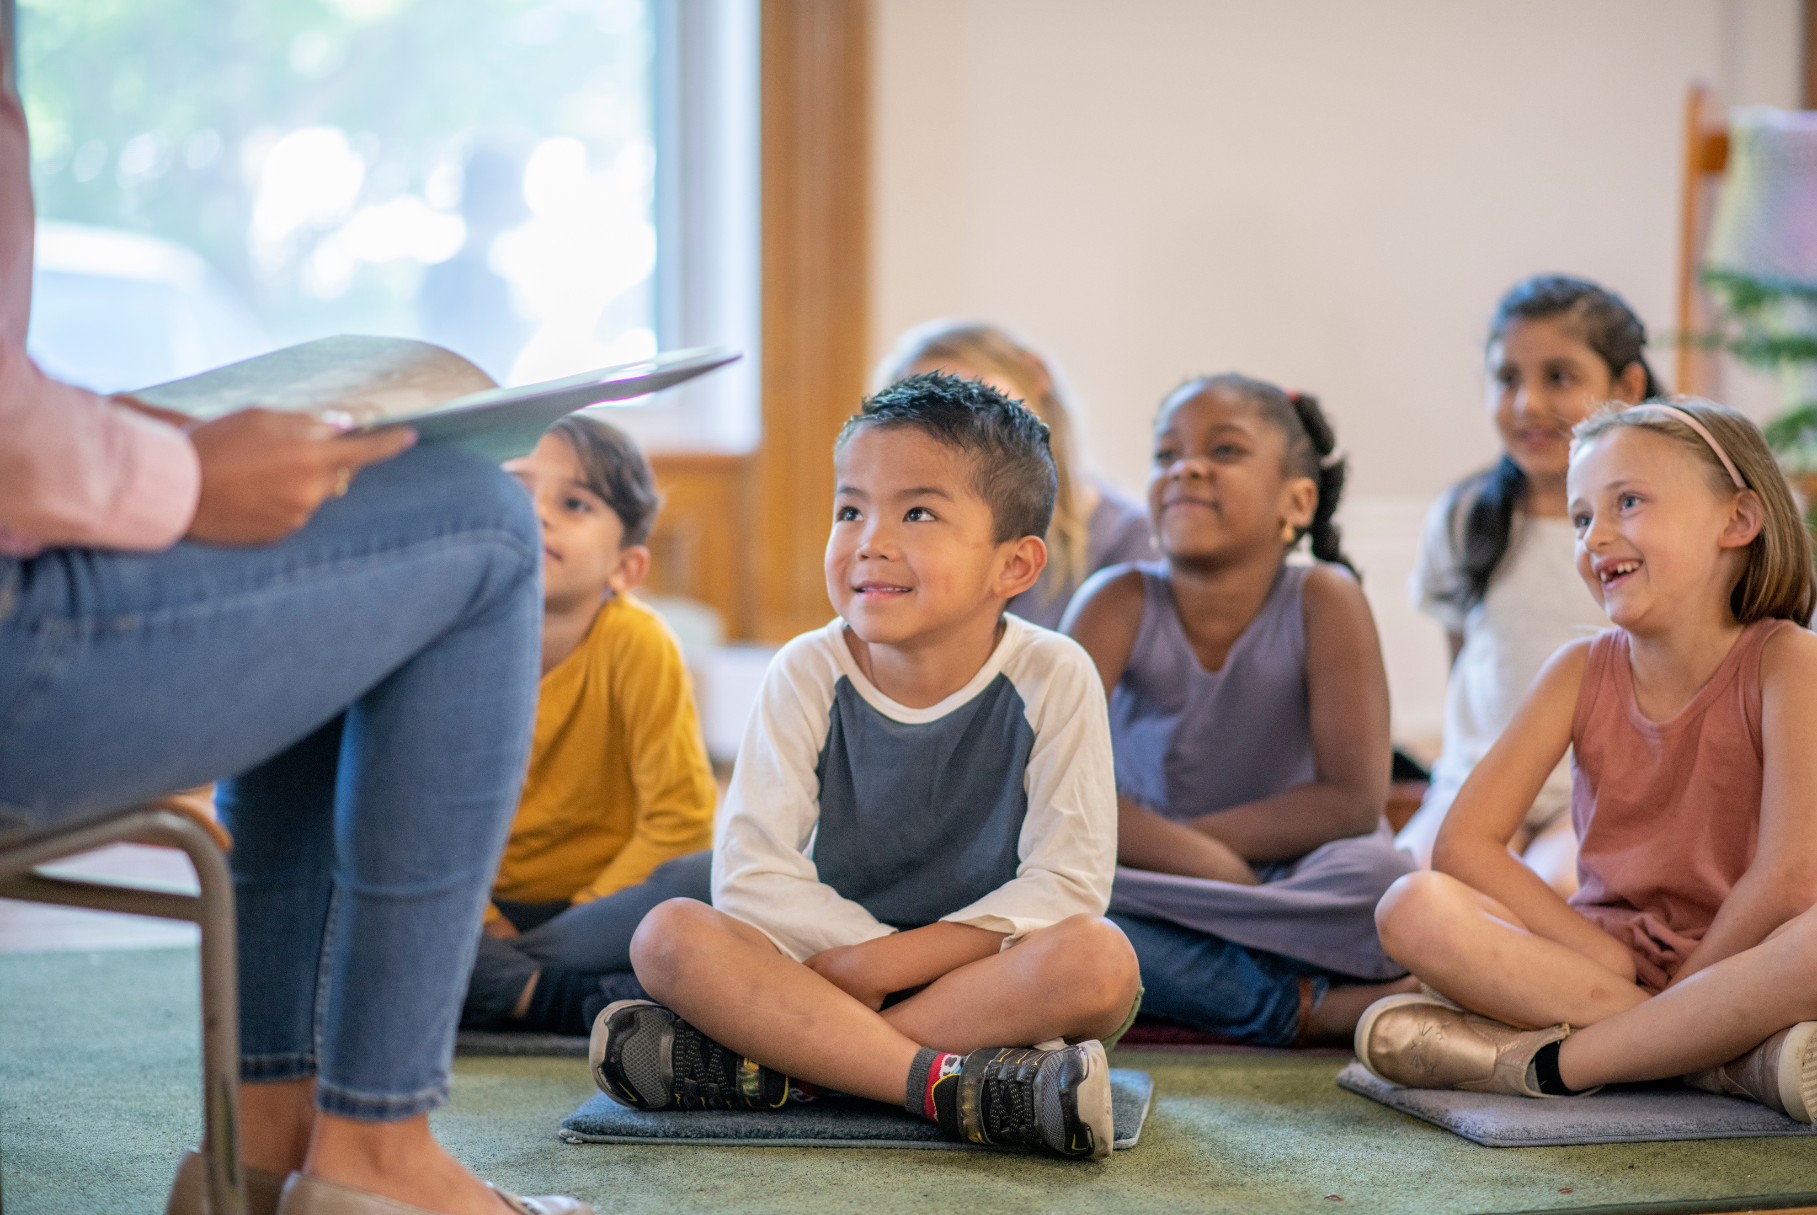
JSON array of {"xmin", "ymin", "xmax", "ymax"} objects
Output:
[{"xmin": 0, "ymin": 445, "xmax": 542, "ymax": 1120}]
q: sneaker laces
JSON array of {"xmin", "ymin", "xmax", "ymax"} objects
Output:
[
  {"xmin": 973, "ymin": 1049, "xmax": 1048, "ymax": 1147},
  {"xmin": 669, "ymin": 1018, "xmax": 753, "ymax": 1110}
]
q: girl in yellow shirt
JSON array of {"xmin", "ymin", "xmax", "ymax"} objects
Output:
[{"xmin": 462, "ymin": 415, "xmax": 716, "ymax": 1035}]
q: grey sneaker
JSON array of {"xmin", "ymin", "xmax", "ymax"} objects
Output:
[
  {"xmin": 950, "ymin": 1041, "xmax": 1115, "ymax": 1160},
  {"xmin": 1685, "ymin": 1021, "xmax": 1817, "ymax": 1122},
  {"xmin": 1355, "ymin": 993, "xmax": 1592, "ymax": 1098},
  {"xmin": 589, "ymin": 999, "xmax": 800, "ymax": 1110}
]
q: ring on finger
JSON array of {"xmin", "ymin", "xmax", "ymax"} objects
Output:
[{"xmin": 332, "ymin": 467, "xmax": 352, "ymax": 497}]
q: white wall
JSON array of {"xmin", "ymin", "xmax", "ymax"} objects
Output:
[{"xmin": 870, "ymin": 0, "xmax": 1802, "ymax": 744}]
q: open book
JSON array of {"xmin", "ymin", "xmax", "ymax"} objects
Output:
[{"xmin": 134, "ymin": 336, "xmax": 740, "ymax": 461}]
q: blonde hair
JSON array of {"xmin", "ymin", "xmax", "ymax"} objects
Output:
[
  {"xmin": 1573, "ymin": 398, "xmax": 1815, "ymax": 625},
  {"xmin": 871, "ymin": 320, "xmax": 1091, "ymax": 600}
]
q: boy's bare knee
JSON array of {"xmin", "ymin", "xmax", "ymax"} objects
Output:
[
  {"xmin": 1042, "ymin": 915, "xmax": 1140, "ymax": 1023},
  {"xmin": 629, "ymin": 897, "xmax": 718, "ymax": 990},
  {"xmin": 1093, "ymin": 918, "xmax": 1143, "ymax": 1016}
]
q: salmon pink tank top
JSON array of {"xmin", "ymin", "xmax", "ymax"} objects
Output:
[{"xmin": 1568, "ymin": 618, "xmax": 1794, "ymax": 990}]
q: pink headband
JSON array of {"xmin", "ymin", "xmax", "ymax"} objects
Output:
[{"xmin": 1632, "ymin": 404, "xmax": 1747, "ymax": 491}]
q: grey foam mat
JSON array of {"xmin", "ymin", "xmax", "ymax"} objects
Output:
[
  {"xmin": 457, "ymin": 1030, "xmax": 589, "ymax": 1057},
  {"xmin": 1337, "ymin": 1060, "xmax": 1817, "ymax": 1147},
  {"xmin": 561, "ymin": 1067, "xmax": 1153, "ymax": 1151}
]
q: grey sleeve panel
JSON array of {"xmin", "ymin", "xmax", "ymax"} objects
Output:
[
  {"xmin": 811, "ymin": 674, "xmax": 1034, "ymax": 931},
  {"xmin": 712, "ymin": 621, "xmax": 900, "ymax": 961}
]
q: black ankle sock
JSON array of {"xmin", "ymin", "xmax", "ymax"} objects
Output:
[
  {"xmin": 519, "ymin": 967, "xmax": 602, "ymax": 1036},
  {"xmin": 1531, "ymin": 1040, "xmax": 1586, "ymax": 1096}
]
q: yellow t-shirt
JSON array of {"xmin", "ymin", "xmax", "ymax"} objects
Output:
[{"xmin": 487, "ymin": 593, "xmax": 715, "ymax": 915}]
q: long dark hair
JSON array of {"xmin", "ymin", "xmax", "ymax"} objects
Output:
[{"xmin": 1453, "ymin": 276, "xmax": 1663, "ymax": 608}]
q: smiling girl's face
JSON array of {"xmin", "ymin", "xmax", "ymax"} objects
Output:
[
  {"xmin": 1567, "ymin": 426, "xmax": 1757, "ymax": 632},
  {"xmin": 1147, "ymin": 387, "xmax": 1315, "ymax": 568},
  {"xmin": 1489, "ymin": 317, "xmax": 1643, "ymax": 488}
]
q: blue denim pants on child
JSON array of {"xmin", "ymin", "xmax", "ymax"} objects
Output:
[
  {"xmin": 1112, "ymin": 912, "xmax": 1350, "ymax": 1046},
  {"xmin": 0, "ymin": 444, "xmax": 542, "ymax": 1120}
]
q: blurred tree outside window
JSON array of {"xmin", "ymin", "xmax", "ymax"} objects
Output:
[{"xmin": 20, "ymin": 0, "xmax": 656, "ymax": 393}]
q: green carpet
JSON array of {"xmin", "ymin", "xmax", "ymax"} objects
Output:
[{"xmin": 3, "ymin": 948, "xmax": 1814, "ymax": 1214}]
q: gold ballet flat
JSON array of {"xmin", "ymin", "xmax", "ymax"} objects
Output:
[{"xmin": 1355, "ymin": 992, "xmax": 1583, "ymax": 1099}]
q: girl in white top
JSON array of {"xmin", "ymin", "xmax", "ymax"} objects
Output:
[{"xmin": 1400, "ymin": 276, "xmax": 1657, "ymax": 894}]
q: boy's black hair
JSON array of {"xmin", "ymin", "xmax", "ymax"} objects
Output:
[
  {"xmin": 547, "ymin": 414, "xmax": 662, "ymax": 546},
  {"xmin": 1451, "ymin": 275, "xmax": 1662, "ymax": 609},
  {"xmin": 837, "ymin": 371, "xmax": 1058, "ymax": 543}
]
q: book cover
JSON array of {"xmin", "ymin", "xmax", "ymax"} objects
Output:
[{"xmin": 135, "ymin": 335, "xmax": 740, "ymax": 461}]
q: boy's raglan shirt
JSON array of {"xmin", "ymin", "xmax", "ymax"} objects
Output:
[{"xmin": 713, "ymin": 613, "xmax": 1117, "ymax": 962}]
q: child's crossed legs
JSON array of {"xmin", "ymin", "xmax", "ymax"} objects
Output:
[
  {"xmin": 629, "ymin": 899, "xmax": 1140, "ymax": 1105},
  {"xmin": 1378, "ymin": 870, "xmax": 1817, "ymax": 1091}
]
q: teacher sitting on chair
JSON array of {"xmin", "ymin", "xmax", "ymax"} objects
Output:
[{"xmin": 0, "ymin": 78, "xmax": 588, "ymax": 1215}]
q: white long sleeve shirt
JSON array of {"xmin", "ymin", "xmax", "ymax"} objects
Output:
[{"xmin": 712, "ymin": 614, "xmax": 1118, "ymax": 962}]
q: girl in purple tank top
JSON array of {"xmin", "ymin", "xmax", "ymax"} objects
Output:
[
  {"xmin": 1361, "ymin": 400, "xmax": 1817, "ymax": 1123},
  {"xmin": 1068, "ymin": 374, "xmax": 1418, "ymax": 1047}
]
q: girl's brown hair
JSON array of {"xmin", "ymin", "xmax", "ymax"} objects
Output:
[
  {"xmin": 1573, "ymin": 398, "xmax": 1815, "ymax": 625},
  {"xmin": 548, "ymin": 414, "xmax": 662, "ymax": 547},
  {"xmin": 871, "ymin": 320, "xmax": 1091, "ymax": 601}
]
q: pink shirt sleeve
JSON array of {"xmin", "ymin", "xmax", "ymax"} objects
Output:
[{"xmin": 0, "ymin": 84, "xmax": 200, "ymax": 556}]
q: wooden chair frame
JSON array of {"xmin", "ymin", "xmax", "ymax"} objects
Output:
[{"xmin": 0, "ymin": 806, "xmax": 245, "ymax": 1215}]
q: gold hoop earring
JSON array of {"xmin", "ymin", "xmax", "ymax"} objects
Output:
[{"xmin": 1281, "ymin": 521, "xmax": 1297, "ymax": 544}]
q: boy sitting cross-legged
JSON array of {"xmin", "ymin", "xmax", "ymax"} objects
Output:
[{"xmin": 589, "ymin": 372, "xmax": 1141, "ymax": 1160}]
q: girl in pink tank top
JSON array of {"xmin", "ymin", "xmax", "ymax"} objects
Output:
[
  {"xmin": 1569, "ymin": 617, "xmax": 1791, "ymax": 990},
  {"xmin": 1357, "ymin": 400, "xmax": 1817, "ymax": 1122}
]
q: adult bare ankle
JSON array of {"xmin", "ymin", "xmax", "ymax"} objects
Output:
[
  {"xmin": 305, "ymin": 1114, "xmax": 511, "ymax": 1215},
  {"xmin": 239, "ymin": 1077, "xmax": 315, "ymax": 1176}
]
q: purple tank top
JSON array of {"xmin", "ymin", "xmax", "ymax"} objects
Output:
[{"xmin": 1110, "ymin": 563, "xmax": 1316, "ymax": 818}]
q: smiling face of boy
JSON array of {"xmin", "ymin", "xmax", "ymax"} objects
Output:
[{"xmin": 827, "ymin": 424, "xmax": 1045, "ymax": 664}]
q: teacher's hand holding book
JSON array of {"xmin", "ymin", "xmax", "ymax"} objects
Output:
[{"xmin": 183, "ymin": 407, "xmax": 416, "ymax": 545}]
